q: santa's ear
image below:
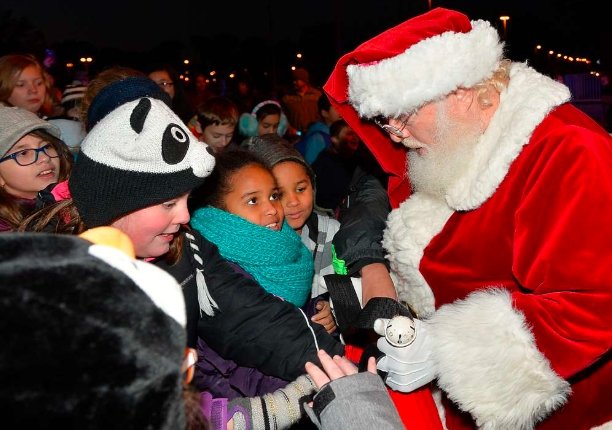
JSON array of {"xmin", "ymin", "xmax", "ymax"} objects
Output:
[
  {"xmin": 453, "ymin": 87, "xmax": 472, "ymax": 101},
  {"xmin": 452, "ymin": 87, "xmax": 477, "ymax": 112}
]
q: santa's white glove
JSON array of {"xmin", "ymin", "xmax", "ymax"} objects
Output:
[{"xmin": 374, "ymin": 316, "xmax": 436, "ymax": 392}]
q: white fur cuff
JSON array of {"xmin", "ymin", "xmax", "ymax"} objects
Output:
[{"xmin": 428, "ymin": 289, "xmax": 570, "ymax": 429}]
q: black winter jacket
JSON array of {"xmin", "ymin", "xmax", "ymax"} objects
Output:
[
  {"xmin": 333, "ymin": 160, "xmax": 391, "ymax": 276},
  {"xmin": 155, "ymin": 229, "xmax": 344, "ymax": 381}
]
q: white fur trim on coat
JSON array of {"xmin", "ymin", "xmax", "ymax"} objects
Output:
[
  {"xmin": 383, "ymin": 193, "xmax": 452, "ymax": 317},
  {"xmin": 382, "ymin": 64, "xmax": 571, "ymax": 318},
  {"xmin": 446, "ymin": 63, "xmax": 570, "ymax": 210},
  {"xmin": 347, "ymin": 20, "xmax": 503, "ymax": 119},
  {"xmin": 428, "ymin": 289, "xmax": 570, "ymax": 429}
]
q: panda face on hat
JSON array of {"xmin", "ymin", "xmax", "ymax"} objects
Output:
[
  {"xmin": 70, "ymin": 96, "xmax": 216, "ymax": 228},
  {"xmin": 82, "ymin": 97, "xmax": 213, "ymax": 176}
]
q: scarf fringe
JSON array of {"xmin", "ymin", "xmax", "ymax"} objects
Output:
[{"xmin": 185, "ymin": 232, "xmax": 219, "ymax": 317}]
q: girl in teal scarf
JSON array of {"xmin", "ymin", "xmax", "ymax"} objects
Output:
[{"xmin": 190, "ymin": 149, "xmax": 314, "ymax": 307}]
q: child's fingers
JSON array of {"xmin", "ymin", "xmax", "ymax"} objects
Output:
[
  {"xmin": 311, "ymin": 311, "xmax": 324, "ymax": 322},
  {"xmin": 317, "ymin": 350, "xmax": 346, "ymax": 381},
  {"xmin": 305, "ymin": 361, "xmax": 330, "ymax": 389},
  {"xmin": 315, "ymin": 300, "xmax": 330, "ymax": 311},
  {"xmin": 317, "ymin": 314, "xmax": 333, "ymax": 325},
  {"xmin": 332, "ymin": 354, "xmax": 358, "ymax": 376},
  {"xmin": 311, "ymin": 308, "xmax": 332, "ymax": 323},
  {"xmin": 367, "ymin": 356, "xmax": 377, "ymax": 375}
]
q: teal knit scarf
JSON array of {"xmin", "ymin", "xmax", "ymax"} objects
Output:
[{"xmin": 191, "ymin": 206, "xmax": 314, "ymax": 307}]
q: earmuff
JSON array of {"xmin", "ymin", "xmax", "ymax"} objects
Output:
[{"xmin": 239, "ymin": 100, "xmax": 288, "ymax": 137}]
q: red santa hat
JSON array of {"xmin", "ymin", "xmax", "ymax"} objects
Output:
[{"xmin": 323, "ymin": 8, "xmax": 504, "ymax": 207}]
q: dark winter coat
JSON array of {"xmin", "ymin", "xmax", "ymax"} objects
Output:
[{"xmin": 155, "ymin": 229, "xmax": 344, "ymax": 382}]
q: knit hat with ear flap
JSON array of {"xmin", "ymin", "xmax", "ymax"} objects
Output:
[
  {"xmin": 242, "ymin": 133, "xmax": 315, "ymax": 187},
  {"xmin": 0, "ymin": 229, "xmax": 187, "ymax": 428},
  {"xmin": 323, "ymin": 7, "xmax": 504, "ymax": 208},
  {"xmin": 69, "ymin": 77, "xmax": 216, "ymax": 228}
]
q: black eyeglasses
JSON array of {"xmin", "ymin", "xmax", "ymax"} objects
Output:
[{"xmin": 0, "ymin": 144, "xmax": 59, "ymax": 166}]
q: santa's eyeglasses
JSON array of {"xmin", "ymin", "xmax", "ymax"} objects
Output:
[{"xmin": 373, "ymin": 110, "xmax": 417, "ymax": 138}]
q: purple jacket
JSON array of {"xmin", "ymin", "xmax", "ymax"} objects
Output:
[{"xmin": 194, "ymin": 336, "xmax": 288, "ymax": 399}]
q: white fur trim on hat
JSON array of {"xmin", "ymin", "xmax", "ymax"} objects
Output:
[{"xmin": 347, "ymin": 20, "xmax": 504, "ymax": 119}]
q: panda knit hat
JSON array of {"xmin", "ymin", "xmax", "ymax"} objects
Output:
[
  {"xmin": 0, "ymin": 229, "xmax": 187, "ymax": 428},
  {"xmin": 69, "ymin": 77, "xmax": 216, "ymax": 228}
]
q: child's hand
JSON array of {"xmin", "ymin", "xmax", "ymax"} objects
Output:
[
  {"xmin": 305, "ymin": 349, "xmax": 377, "ymax": 390},
  {"xmin": 311, "ymin": 300, "xmax": 337, "ymax": 334}
]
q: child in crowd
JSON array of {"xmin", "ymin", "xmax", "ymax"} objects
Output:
[
  {"xmin": 0, "ymin": 105, "xmax": 72, "ymax": 231},
  {"xmin": 294, "ymin": 93, "xmax": 342, "ymax": 165},
  {"xmin": 191, "ymin": 149, "xmax": 334, "ymax": 315},
  {"xmin": 47, "ymin": 81, "xmax": 88, "ymax": 157},
  {"xmin": 243, "ymin": 134, "xmax": 342, "ymax": 327},
  {"xmin": 187, "ymin": 95, "xmax": 239, "ymax": 153},
  {"xmin": 311, "ymin": 119, "xmax": 361, "ymax": 212},
  {"xmin": 0, "ymin": 54, "xmax": 48, "ymax": 117},
  {"xmin": 147, "ymin": 63, "xmax": 194, "ymax": 125},
  {"xmin": 238, "ymin": 99, "xmax": 288, "ymax": 140},
  {"xmin": 20, "ymin": 75, "xmax": 342, "ymax": 429},
  {"xmin": 188, "ymin": 149, "xmax": 336, "ymax": 399}
]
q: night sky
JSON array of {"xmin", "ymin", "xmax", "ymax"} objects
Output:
[{"xmin": 2, "ymin": 0, "xmax": 610, "ymax": 86}]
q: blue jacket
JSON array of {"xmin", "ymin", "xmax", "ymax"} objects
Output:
[{"xmin": 295, "ymin": 121, "xmax": 331, "ymax": 164}]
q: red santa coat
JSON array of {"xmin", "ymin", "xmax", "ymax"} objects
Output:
[{"xmin": 328, "ymin": 63, "xmax": 612, "ymax": 429}]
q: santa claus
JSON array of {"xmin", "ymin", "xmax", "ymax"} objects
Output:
[{"xmin": 324, "ymin": 7, "xmax": 612, "ymax": 430}]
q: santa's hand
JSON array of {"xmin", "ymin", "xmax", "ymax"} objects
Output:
[{"xmin": 373, "ymin": 316, "xmax": 436, "ymax": 392}]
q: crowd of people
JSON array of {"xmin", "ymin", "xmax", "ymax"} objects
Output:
[{"xmin": 0, "ymin": 6, "xmax": 610, "ymax": 430}]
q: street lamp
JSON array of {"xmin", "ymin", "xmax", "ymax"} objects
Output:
[
  {"xmin": 499, "ymin": 16, "xmax": 510, "ymax": 40},
  {"xmin": 80, "ymin": 57, "xmax": 93, "ymax": 77}
]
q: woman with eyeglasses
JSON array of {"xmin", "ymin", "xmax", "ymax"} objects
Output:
[
  {"xmin": 0, "ymin": 105, "xmax": 72, "ymax": 232},
  {"xmin": 147, "ymin": 63, "xmax": 195, "ymax": 125}
]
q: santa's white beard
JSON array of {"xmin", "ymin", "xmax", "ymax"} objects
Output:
[{"xmin": 406, "ymin": 101, "xmax": 483, "ymax": 200}]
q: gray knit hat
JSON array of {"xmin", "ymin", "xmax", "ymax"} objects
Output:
[
  {"xmin": 242, "ymin": 133, "xmax": 315, "ymax": 185},
  {"xmin": 0, "ymin": 105, "xmax": 61, "ymax": 157}
]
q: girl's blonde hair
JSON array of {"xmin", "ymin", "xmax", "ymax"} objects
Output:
[{"xmin": 0, "ymin": 54, "xmax": 46, "ymax": 106}]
